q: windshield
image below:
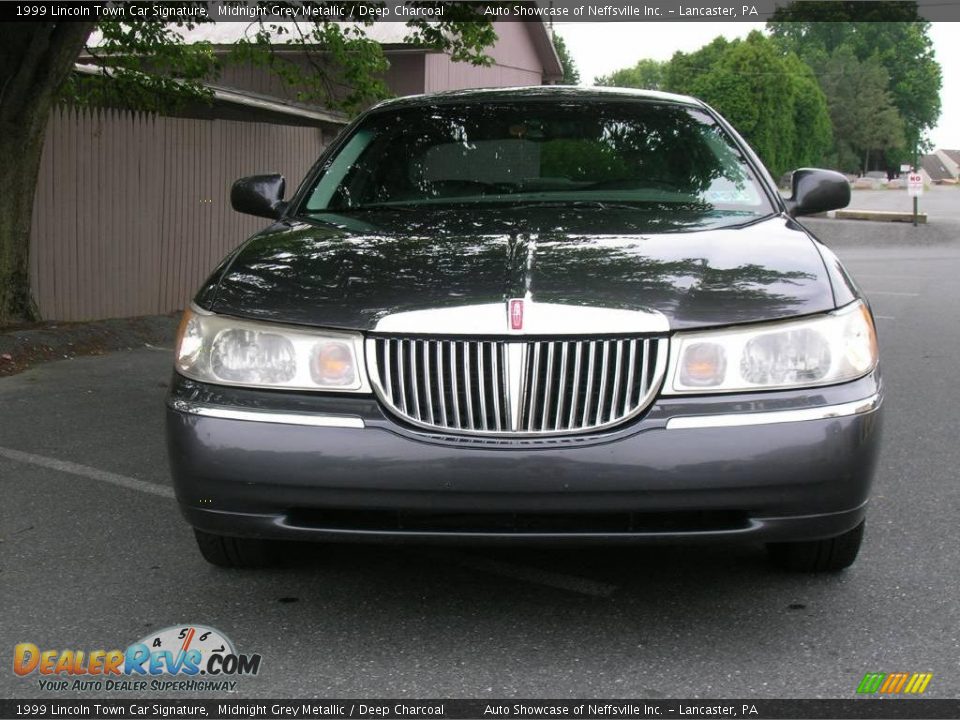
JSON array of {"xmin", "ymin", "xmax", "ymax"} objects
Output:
[{"xmin": 301, "ymin": 100, "xmax": 775, "ymax": 230}]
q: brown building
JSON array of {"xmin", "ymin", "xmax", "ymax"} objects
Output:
[{"xmin": 29, "ymin": 22, "xmax": 562, "ymax": 321}]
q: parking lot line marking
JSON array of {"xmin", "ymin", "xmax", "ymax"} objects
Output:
[
  {"xmin": 0, "ymin": 446, "xmax": 175, "ymax": 499},
  {"xmin": 875, "ymin": 315, "xmax": 896, "ymax": 320},
  {"xmin": 428, "ymin": 550, "xmax": 618, "ymax": 598},
  {"xmin": 863, "ymin": 291, "xmax": 920, "ymax": 297}
]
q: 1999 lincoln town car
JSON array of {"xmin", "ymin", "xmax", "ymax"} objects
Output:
[{"xmin": 167, "ymin": 87, "xmax": 882, "ymax": 572}]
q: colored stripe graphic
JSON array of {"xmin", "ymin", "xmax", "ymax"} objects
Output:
[
  {"xmin": 857, "ymin": 672, "xmax": 932, "ymax": 694},
  {"xmin": 857, "ymin": 673, "xmax": 886, "ymax": 693},
  {"xmin": 904, "ymin": 673, "xmax": 933, "ymax": 694}
]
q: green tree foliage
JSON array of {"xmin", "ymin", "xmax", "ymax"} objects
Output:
[
  {"xmin": 595, "ymin": 59, "xmax": 665, "ymax": 90},
  {"xmin": 768, "ymin": 6, "xmax": 942, "ymax": 160},
  {"xmin": 665, "ymin": 32, "xmax": 833, "ymax": 178},
  {"xmin": 0, "ymin": 11, "xmax": 497, "ymax": 324},
  {"xmin": 815, "ymin": 46, "xmax": 905, "ymax": 173},
  {"xmin": 551, "ymin": 32, "xmax": 580, "ymax": 85}
]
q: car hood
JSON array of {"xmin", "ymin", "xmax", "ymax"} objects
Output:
[{"xmin": 201, "ymin": 210, "xmax": 838, "ymax": 331}]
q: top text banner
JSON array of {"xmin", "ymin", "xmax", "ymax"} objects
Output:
[{"xmin": 6, "ymin": 0, "xmax": 960, "ymax": 23}]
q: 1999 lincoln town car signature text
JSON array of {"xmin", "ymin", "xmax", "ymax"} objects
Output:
[{"xmin": 166, "ymin": 87, "xmax": 882, "ymax": 572}]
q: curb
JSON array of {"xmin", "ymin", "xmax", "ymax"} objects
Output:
[{"xmin": 834, "ymin": 209, "xmax": 928, "ymax": 223}]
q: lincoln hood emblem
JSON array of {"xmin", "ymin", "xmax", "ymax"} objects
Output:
[{"xmin": 509, "ymin": 299, "xmax": 524, "ymax": 331}]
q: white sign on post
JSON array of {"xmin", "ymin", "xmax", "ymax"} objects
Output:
[{"xmin": 907, "ymin": 172, "xmax": 924, "ymax": 197}]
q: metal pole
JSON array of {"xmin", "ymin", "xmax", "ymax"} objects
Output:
[{"xmin": 913, "ymin": 134, "xmax": 919, "ymax": 227}]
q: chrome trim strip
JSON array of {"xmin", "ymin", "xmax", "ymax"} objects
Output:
[
  {"xmin": 169, "ymin": 400, "xmax": 365, "ymax": 429},
  {"xmin": 374, "ymin": 301, "xmax": 670, "ymax": 336},
  {"xmin": 665, "ymin": 393, "xmax": 882, "ymax": 430}
]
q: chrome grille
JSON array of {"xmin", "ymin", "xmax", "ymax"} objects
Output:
[{"xmin": 367, "ymin": 336, "xmax": 667, "ymax": 436}]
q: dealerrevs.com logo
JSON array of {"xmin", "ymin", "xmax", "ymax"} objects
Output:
[{"xmin": 13, "ymin": 624, "xmax": 261, "ymax": 692}]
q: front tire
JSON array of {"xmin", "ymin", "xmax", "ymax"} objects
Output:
[
  {"xmin": 193, "ymin": 529, "xmax": 280, "ymax": 568},
  {"xmin": 767, "ymin": 520, "xmax": 865, "ymax": 572}
]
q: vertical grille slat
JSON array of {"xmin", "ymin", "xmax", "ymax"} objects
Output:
[
  {"xmin": 595, "ymin": 341, "xmax": 611, "ymax": 426},
  {"xmin": 491, "ymin": 343, "xmax": 502, "ymax": 432},
  {"xmin": 541, "ymin": 341, "xmax": 556, "ymax": 431},
  {"xmin": 610, "ymin": 340, "xmax": 624, "ymax": 421},
  {"xmin": 624, "ymin": 340, "xmax": 637, "ymax": 412},
  {"xmin": 422, "ymin": 341, "xmax": 434, "ymax": 425},
  {"xmin": 463, "ymin": 341, "xmax": 475, "ymax": 430},
  {"xmin": 554, "ymin": 341, "xmax": 570, "ymax": 431},
  {"xmin": 409, "ymin": 340, "xmax": 421, "ymax": 421},
  {"xmin": 477, "ymin": 342, "xmax": 489, "ymax": 430},
  {"xmin": 383, "ymin": 339, "xmax": 394, "ymax": 405},
  {"xmin": 435, "ymin": 341, "xmax": 448, "ymax": 427},
  {"xmin": 568, "ymin": 342, "xmax": 583, "ymax": 430},
  {"xmin": 369, "ymin": 336, "xmax": 666, "ymax": 436},
  {"xmin": 396, "ymin": 339, "xmax": 407, "ymax": 414},
  {"xmin": 581, "ymin": 340, "xmax": 597, "ymax": 428},
  {"xmin": 526, "ymin": 342, "xmax": 542, "ymax": 432},
  {"xmin": 449, "ymin": 341, "xmax": 461, "ymax": 428},
  {"xmin": 637, "ymin": 338, "xmax": 650, "ymax": 410}
]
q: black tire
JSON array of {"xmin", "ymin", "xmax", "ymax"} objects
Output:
[
  {"xmin": 193, "ymin": 529, "xmax": 280, "ymax": 568},
  {"xmin": 767, "ymin": 520, "xmax": 865, "ymax": 572}
]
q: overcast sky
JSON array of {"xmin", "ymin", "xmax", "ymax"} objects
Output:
[{"xmin": 554, "ymin": 22, "xmax": 958, "ymax": 151}]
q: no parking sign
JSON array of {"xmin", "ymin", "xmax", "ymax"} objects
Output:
[{"xmin": 907, "ymin": 172, "xmax": 924, "ymax": 197}]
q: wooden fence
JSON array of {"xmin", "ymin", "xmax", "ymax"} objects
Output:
[{"xmin": 29, "ymin": 106, "xmax": 329, "ymax": 321}]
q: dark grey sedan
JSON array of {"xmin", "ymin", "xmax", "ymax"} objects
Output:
[{"xmin": 167, "ymin": 87, "xmax": 881, "ymax": 572}]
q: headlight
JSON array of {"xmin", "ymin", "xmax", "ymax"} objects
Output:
[
  {"xmin": 666, "ymin": 301, "xmax": 878, "ymax": 394},
  {"xmin": 174, "ymin": 306, "xmax": 369, "ymax": 392}
]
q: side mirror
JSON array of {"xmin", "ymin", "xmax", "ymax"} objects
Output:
[
  {"xmin": 230, "ymin": 174, "xmax": 287, "ymax": 219},
  {"xmin": 785, "ymin": 168, "xmax": 850, "ymax": 217}
]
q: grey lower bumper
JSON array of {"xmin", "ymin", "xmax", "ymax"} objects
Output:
[{"xmin": 166, "ymin": 372, "xmax": 883, "ymax": 545}]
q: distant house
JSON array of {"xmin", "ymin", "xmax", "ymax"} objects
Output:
[
  {"xmin": 919, "ymin": 150, "xmax": 959, "ymax": 185},
  {"xmin": 192, "ymin": 22, "xmax": 563, "ymax": 100},
  {"xmin": 934, "ymin": 150, "xmax": 960, "ymax": 180},
  {"xmin": 30, "ymin": 21, "xmax": 562, "ymax": 322}
]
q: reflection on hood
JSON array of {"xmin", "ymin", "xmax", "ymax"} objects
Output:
[{"xmin": 201, "ymin": 211, "xmax": 833, "ymax": 332}]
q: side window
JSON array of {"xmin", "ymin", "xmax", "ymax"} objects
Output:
[{"xmin": 305, "ymin": 129, "xmax": 376, "ymax": 211}]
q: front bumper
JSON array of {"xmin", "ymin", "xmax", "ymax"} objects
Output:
[{"xmin": 166, "ymin": 372, "xmax": 883, "ymax": 544}]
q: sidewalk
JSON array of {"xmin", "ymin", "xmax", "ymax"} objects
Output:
[{"xmin": 0, "ymin": 313, "xmax": 178, "ymax": 377}]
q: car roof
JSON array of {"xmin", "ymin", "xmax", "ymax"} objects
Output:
[{"xmin": 370, "ymin": 85, "xmax": 706, "ymax": 112}]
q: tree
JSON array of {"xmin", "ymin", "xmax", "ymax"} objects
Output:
[
  {"xmin": 595, "ymin": 59, "xmax": 665, "ymax": 90},
  {"xmin": 816, "ymin": 46, "xmax": 905, "ymax": 173},
  {"xmin": 768, "ymin": 7, "xmax": 941, "ymax": 164},
  {"xmin": 665, "ymin": 32, "xmax": 833, "ymax": 178},
  {"xmin": 551, "ymin": 32, "xmax": 580, "ymax": 85},
  {"xmin": 0, "ymin": 11, "xmax": 496, "ymax": 325},
  {"xmin": 590, "ymin": 32, "xmax": 833, "ymax": 177}
]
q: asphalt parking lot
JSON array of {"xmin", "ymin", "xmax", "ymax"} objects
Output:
[{"xmin": 2, "ymin": 203, "xmax": 959, "ymax": 699}]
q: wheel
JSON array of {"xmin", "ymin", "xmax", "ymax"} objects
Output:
[
  {"xmin": 193, "ymin": 529, "xmax": 280, "ymax": 568},
  {"xmin": 766, "ymin": 520, "xmax": 865, "ymax": 572}
]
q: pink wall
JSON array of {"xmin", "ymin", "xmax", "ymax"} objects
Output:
[{"xmin": 424, "ymin": 22, "xmax": 546, "ymax": 93}]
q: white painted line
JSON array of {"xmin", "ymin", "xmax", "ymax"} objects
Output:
[
  {"xmin": 863, "ymin": 291, "xmax": 920, "ymax": 297},
  {"xmin": 874, "ymin": 315, "xmax": 896, "ymax": 320},
  {"xmin": 427, "ymin": 550, "xmax": 618, "ymax": 598},
  {"xmin": 0, "ymin": 446, "xmax": 175, "ymax": 499}
]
